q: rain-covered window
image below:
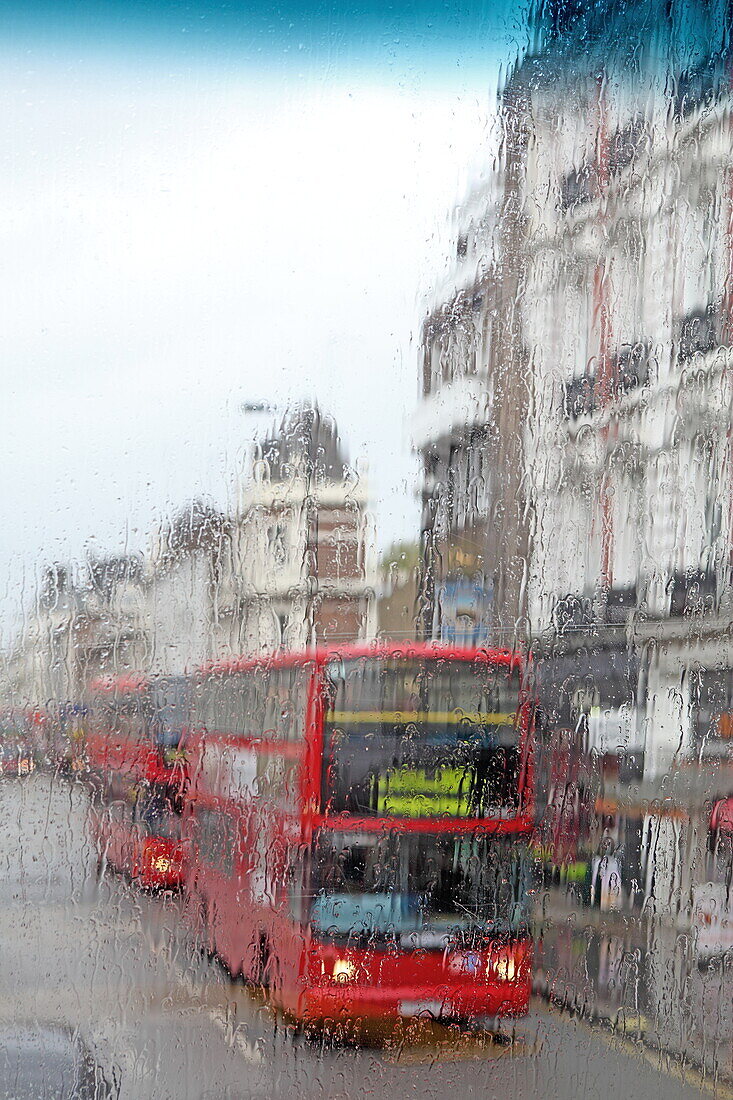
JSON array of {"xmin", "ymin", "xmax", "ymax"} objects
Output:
[{"xmin": 4, "ymin": 0, "xmax": 733, "ymax": 1095}]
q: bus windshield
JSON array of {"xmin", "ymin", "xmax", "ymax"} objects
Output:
[
  {"xmin": 307, "ymin": 832, "xmax": 531, "ymax": 946},
  {"xmin": 322, "ymin": 658, "xmax": 525, "ymax": 818}
]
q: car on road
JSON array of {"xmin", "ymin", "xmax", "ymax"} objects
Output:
[
  {"xmin": 0, "ymin": 1024, "xmax": 114, "ymax": 1098},
  {"xmin": 0, "ymin": 741, "xmax": 36, "ymax": 777}
]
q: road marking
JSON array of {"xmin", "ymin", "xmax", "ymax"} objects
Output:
[
  {"xmin": 170, "ymin": 961, "xmax": 262, "ymax": 1065},
  {"xmin": 610, "ymin": 1029, "xmax": 733, "ymax": 1100},
  {"xmin": 206, "ymin": 1004, "xmax": 263, "ymax": 1065}
]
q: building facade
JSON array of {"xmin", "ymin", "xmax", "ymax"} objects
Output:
[
  {"xmin": 501, "ymin": 0, "xmax": 733, "ymax": 781},
  {"xmin": 415, "ymin": 176, "xmax": 531, "ymax": 647},
  {"xmin": 1, "ymin": 406, "xmax": 375, "ymax": 705},
  {"xmin": 3, "ymin": 556, "xmax": 151, "ymax": 708},
  {"xmin": 417, "ymin": 0, "xmax": 733, "ymax": 1026},
  {"xmin": 218, "ymin": 405, "xmax": 376, "ymax": 655},
  {"xmin": 145, "ymin": 502, "xmax": 230, "ymax": 676},
  {"xmin": 375, "ymin": 542, "xmax": 421, "ymax": 641}
]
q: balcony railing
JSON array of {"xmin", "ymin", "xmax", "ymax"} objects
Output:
[
  {"xmin": 551, "ymin": 587, "xmax": 637, "ymax": 629},
  {"xmin": 674, "ymin": 61, "xmax": 726, "ymax": 120},
  {"xmin": 602, "ymin": 585, "xmax": 638, "ymax": 625},
  {"xmin": 559, "ymin": 163, "xmax": 598, "ymax": 211},
  {"xmin": 563, "ymin": 344, "xmax": 649, "ymax": 421},
  {"xmin": 552, "ymin": 593, "xmax": 594, "ymax": 632},
  {"xmin": 608, "ymin": 117, "xmax": 649, "ymax": 175},
  {"xmin": 611, "ymin": 342, "xmax": 650, "ymax": 398}
]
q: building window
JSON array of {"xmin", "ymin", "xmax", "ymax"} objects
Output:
[
  {"xmin": 559, "ymin": 163, "xmax": 598, "ymax": 210},
  {"xmin": 608, "ymin": 116, "xmax": 649, "ymax": 175},
  {"xmin": 675, "ymin": 307, "xmax": 719, "ymax": 361},
  {"xmin": 563, "ymin": 373, "xmax": 597, "ymax": 419},
  {"xmin": 690, "ymin": 668, "xmax": 733, "ymax": 755},
  {"xmin": 267, "ymin": 523, "xmax": 287, "ymax": 568}
]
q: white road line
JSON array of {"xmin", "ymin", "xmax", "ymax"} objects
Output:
[
  {"xmin": 171, "ymin": 962, "xmax": 263, "ymax": 1065},
  {"xmin": 206, "ymin": 1004, "xmax": 263, "ymax": 1065}
]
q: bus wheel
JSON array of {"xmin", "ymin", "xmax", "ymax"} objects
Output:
[
  {"xmin": 186, "ymin": 891, "xmax": 214, "ymax": 960},
  {"xmin": 201, "ymin": 901, "xmax": 217, "ymax": 960},
  {"xmin": 251, "ymin": 934, "xmax": 271, "ymax": 992}
]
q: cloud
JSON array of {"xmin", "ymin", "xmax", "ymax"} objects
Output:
[{"xmin": 0, "ymin": 53, "xmax": 493, "ymax": 632}]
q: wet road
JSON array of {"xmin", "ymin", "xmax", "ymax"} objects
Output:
[{"xmin": 0, "ymin": 773, "xmax": 718, "ymax": 1099}]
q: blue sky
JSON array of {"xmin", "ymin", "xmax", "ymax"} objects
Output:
[{"xmin": 0, "ymin": 2, "xmax": 529, "ymax": 61}]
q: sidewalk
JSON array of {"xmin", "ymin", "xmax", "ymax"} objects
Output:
[{"xmin": 534, "ymin": 884, "xmax": 733, "ymax": 1084}]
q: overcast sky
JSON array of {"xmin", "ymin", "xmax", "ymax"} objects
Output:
[{"xmin": 0, "ymin": 5, "xmax": 528, "ymax": 638}]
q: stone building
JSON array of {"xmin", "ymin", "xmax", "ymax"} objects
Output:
[
  {"xmin": 417, "ymin": 0, "xmax": 733, "ymax": 1027},
  {"xmin": 415, "ymin": 175, "xmax": 530, "ymax": 647},
  {"xmin": 220, "ymin": 404, "xmax": 376, "ymax": 654},
  {"xmin": 375, "ymin": 542, "xmax": 421, "ymax": 641},
  {"xmin": 145, "ymin": 502, "xmax": 230, "ymax": 676}
]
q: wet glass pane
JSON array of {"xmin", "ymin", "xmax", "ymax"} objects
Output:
[{"xmin": 2, "ymin": 0, "xmax": 733, "ymax": 1096}]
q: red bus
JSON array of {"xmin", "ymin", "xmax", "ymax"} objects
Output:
[
  {"xmin": 87, "ymin": 675, "xmax": 189, "ymax": 890},
  {"xmin": 185, "ymin": 642, "xmax": 535, "ymax": 1028}
]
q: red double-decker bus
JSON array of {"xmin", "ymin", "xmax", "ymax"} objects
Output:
[
  {"xmin": 185, "ymin": 642, "xmax": 535, "ymax": 1028},
  {"xmin": 87, "ymin": 675, "xmax": 189, "ymax": 890}
]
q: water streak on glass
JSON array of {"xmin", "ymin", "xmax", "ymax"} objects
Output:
[{"xmin": 1, "ymin": 0, "xmax": 732, "ymax": 1096}]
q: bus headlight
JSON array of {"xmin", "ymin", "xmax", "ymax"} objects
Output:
[
  {"xmin": 489, "ymin": 953, "xmax": 517, "ymax": 982},
  {"xmin": 332, "ymin": 959, "xmax": 357, "ymax": 983}
]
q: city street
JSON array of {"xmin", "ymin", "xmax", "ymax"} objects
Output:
[
  {"xmin": 4, "ymin": 1, "xmax": 733, "ymax": 1095},
  {"xmin": 0, "ymin": 772, "xmax": 719, "ymax": 1100}
]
